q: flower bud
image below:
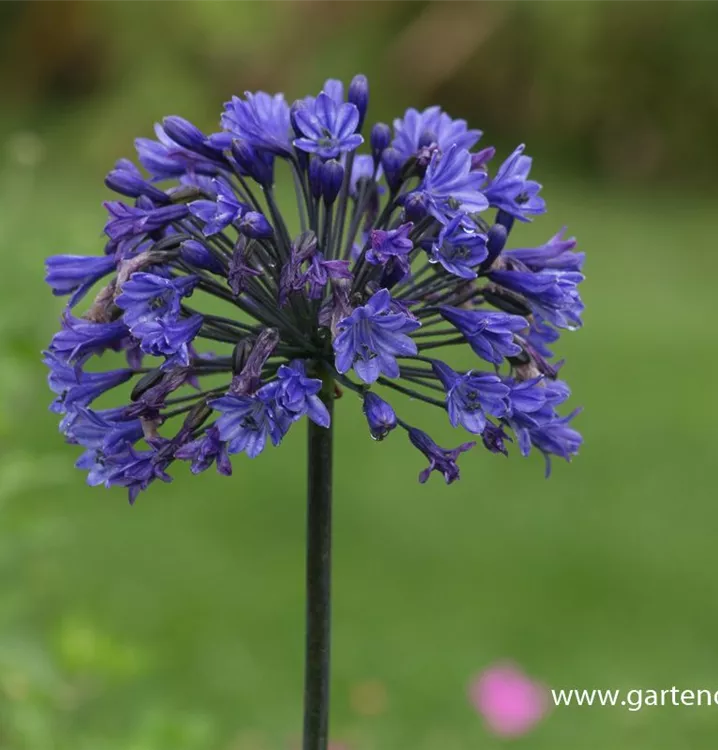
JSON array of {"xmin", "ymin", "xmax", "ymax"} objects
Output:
[
  {"xmin": 321, "ymin": 159, "xmax": 345, "ymax": 204},
  {"xmin": 348, "ymin": 74, "xmax": 369, "ymax": 131},
  {"xmin": 496, "ymin": 209, "xmax": 515, "ymax": 235},
  {"xmin": 381, "ymin": 147, "xmax": 404, "ymax": 192},
  {"xmin": 105, "ymin": 159, "xmax": 168, "ymax": 203},
  {"xmin": 239, "ymin": 211, "xmax": 274, "ymax": 239},
  {"xmin": 402, "ymin": 191, "xmax": 428, "ymax": 222},
  {"xmin": 484, "ymin": 223, "xmax": 508, "ymax": 268},
  {"xmin": 231, "ymin": 139, "xmax": 273, "ymax": 186},
  {"xmin": 363, "ymin": 392, "xmax": 397, "ymax": 440},
  {"xmin": 180, "ymin": 239, "xmax": 225, "ymax": 274},
  {"xmin": 308, "ymin": 158, "xmax": 323, "ymax": 200},
  {"xmin": 162, "ymin": 116, "xmax": 212, "ymax": 155},
  {"xmin": 182, "ymin": 400, "xmax": 212, "ymax": 431},
  {"xmin": 370, "ymin": 123, "xmax": 391, "ymax": 162}
]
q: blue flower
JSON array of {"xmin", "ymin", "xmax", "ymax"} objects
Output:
[
  {"xmin": 362, "ymin": 392, "xmax": 397, "ymax": 440},
  {"xmin": 45, "ymin": 254, "xmax": 117, "ymax": 307},
  {"xmin": 220, "ymin": 91, "xmax": 292, "ymax": 156},
  {"xmin": 61, "ymin": 406, "xmax": 144, "ymax": 454},
  {"xmin": 131, "ymin": 313, "xmax": 203, "ymax": 366},
  {"xmin": 407, "ymin": 427, "xmax": 475, "ymax": 484},
  {"xmin": 49, "ymin": 313, "xmax": 129, "ymax": 365},
  {"xmin": 44, "ymin": 353, "xmax": 134, "ymax": 414},
  {"xmin": 409, "ymin": 145, "xmax": 488, "ymax": 221},
  {"xmin": 392, "ymin": 106, "xmax": 481, "ymax": 163},
  {"xmin": 115, "ymin": 272, "xmax": 198, "ymax": 328},
  {"xmin": 526, "ymin": 409, "xmax": 583, "ymax": 477},
  {"xmin": 484, "ymin": 144, "xmax": 546, "ymax": 221},
  {"xmin": 505, "ymin": 377, "xmax": 549, "ymax": 419},
  {"xmin": 210, "ymin": 391, "xmax": 286, "ymax": 458},
  {"xmin": 272, "ymin": 360, "xmax": 331, "ymax": 427},
  {"xmin": 189, "ymin": 179, "xmax": 250, "ymax": 236},
  {"xmin": 175, "ymin": 426, "xmax": 232, "ymax": 475},
  {"xmin": 333, "ymin": 289, "xmax": 420, "ymax": 384},
  {"xmin": 293, "ymin": 92, "xmax": 364, "ymax": 159},
  {"xmin": 367, "ymin": 223, "xmax": 413, "ymax": 266},
  {"xmin": 428, "ymin": 215, "xmax": 488, "ymax": 279},
  {"xmin": 135, "ymin": 123, "xmax": 223, "ymax": 180},
  {"xmin": 432, "ymin": 360, "xmax": 510, "ymax": 434},
  {"xmin": 104, "ymin": 201, "xmax": 189, "ymax": 242},
  {"xmin": 304, "ymin": 255, "xmax": 351, "ymax": 300},
  {"xmin": 489, "ymin": 268, "xmax": 584, "ymax": 329},
  {"xmin": 78, "ymin": 446, "xmax": 173, "ymax": 504},
  {"xmin": 439, "ymin": 306, "xmax": 526, "ymax": 365},
  {"xmin": 525, "ymin": 314, "xmax": 561, "ymax": 360},
  {"xmin": 502, "ymin": 227, "xmax": 583, "ymax": 272},
  {"xmin": 507, "ymin": 404, "xmax": 582, "ymax": 477}
]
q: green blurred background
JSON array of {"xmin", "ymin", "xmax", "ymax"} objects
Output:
[{"xmin": 1, "ymin": 2, "xmax": 717, "ymax": 748}]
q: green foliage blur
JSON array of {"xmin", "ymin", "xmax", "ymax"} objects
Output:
[{"xmin": 0, "ymin": 2, "xmax": 716, "ymax": 749}]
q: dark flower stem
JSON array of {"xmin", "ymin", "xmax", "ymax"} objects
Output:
[{"xmin": 303, "ymin": 371, "xmax": 335, "ymax": 750}]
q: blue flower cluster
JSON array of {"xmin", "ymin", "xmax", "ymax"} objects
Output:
[{"xmin": 45, "ymin": 74, "xmax": 584, "ymax": 502}]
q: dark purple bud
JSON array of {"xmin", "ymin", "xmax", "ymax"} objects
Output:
[
  {"xmin": 162, "ymin": 116, "xmax": 211, "ymax": 154},
  {"xmin": 232, "ymin": 338, "xmax": 254, "ymax": 374},
  {"xmin": 131, "ymin": 368, "xmax": 165, "ymax": 402},
  {"xmin": 348, "ymin": 74, "xmax": 369, "ymax": 130},
  {"xmin": 471, "ymin": 146, "xmax": 496, "ymax": 172},
  {"xmin": 127, "ymin": 366, "xmax": 192, "ymax": 414},
  {"xmin": 230, "ymin": 328, "xmax": 280, "ymax": 395},
  {"xmin": 381, "ymin": 147, "xmax": 404, "ymax": 192},
  {"xmin": 229, "ymin": 237, "xmax": 261, "ymax": 295},
  {"xmin": 231, "ymin": 139, "xmax": 273, "ymax": 186},
  {"xmin": 370, "ymin": 123, "xmax": 392, "ymax": 162},
  {"xmin": 482, "ymin": 422, "xmax": 511, "ymax": 456},
  {"xmin": 294, "ymin": 231, "xmax": 318, "ymax": 262},
  {"xmin": 318, "ymin": 277, "xmax": 353, "ymax": 336},
  {"xmin": 321, "ymin": 160, "xmax": 344, "ymax": 204},
  {"xmin": 238, "ymin": 211, "xmax": 274, "ymax": 239},
  {"xmin": 363, "ymin": 392, "xmax": 396, "ymax": 440},
  {"xmin": 182, "ymin": 399, "xmax": 212, "ymax": 432},
  {"xmin": 402, "ymin": 191, "xmax": 428, "ymax": 222},
  {"xmin": 482, "ymin": 286, "xmax": 532, "ymax": 317},
  {"xmin": 308, "ymin": 158, "xmax": 323, "ymax": 200},
  {"xmin": 408, "ymin": 427, "xmax": 476, "ymax": 484}
]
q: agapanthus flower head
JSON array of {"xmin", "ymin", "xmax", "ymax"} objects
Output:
[{"xmin": 44, "ymin": 73, "xmax": 585, "ymax": 502}]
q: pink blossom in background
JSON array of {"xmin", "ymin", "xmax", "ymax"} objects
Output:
[{"xmin": 469, "ymin": 663, "xmax": 549, "ymax": 737}]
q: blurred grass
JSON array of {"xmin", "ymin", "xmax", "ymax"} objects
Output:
[{"xmin": 1, "ymin": 152, "xmax": 717, "ymax": 749}]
